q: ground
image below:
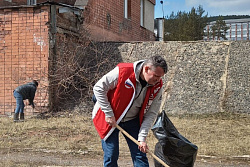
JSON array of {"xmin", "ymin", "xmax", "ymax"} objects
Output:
[
  {"xmin": 1, "ymin": 112, "xmax": 249, "ymax": 167},
  {"xmin": 0, "ymin": 148, "xmax": 249, "ymax": 167}
]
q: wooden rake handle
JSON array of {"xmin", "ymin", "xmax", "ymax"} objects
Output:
[{"xmin": 115, "ymin": 124, "xmax": 169, "ymax": 167}]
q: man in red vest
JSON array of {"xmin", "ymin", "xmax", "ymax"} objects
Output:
[{"xmin": 92, "ymin": 55, "xmax": 167, "ymax": 167}]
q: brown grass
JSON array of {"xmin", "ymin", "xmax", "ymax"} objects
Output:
[
  {"xmin": 0, "ymin": 112, "xmax": 249, "ymax": 159},
  {"xmin": 167, "ymin": 112, "xmax": 250, "ymax": 157}
]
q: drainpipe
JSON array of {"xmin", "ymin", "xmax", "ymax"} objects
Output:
[
  {"xmin": 49, "ymin": 4, "xmax": 57, "ymax": 112},
  {"xmin": 156, "ymin": 18, "xmax": 164, "ymax": 41}
]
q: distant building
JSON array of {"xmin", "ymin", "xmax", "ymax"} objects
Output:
[
  {"xmin": 0, "ymin": 0, "xmax": 156, "ymax": 41},
  {"xmin": 204, "ymin": 18, "xmax": 250, "ymax": 41}
]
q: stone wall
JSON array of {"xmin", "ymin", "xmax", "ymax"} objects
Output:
[
  {"xmin": 224, "ymin": 42, "xmax": 250, "ymax": 113},
  {"xmin": 95, "ymin": 41, "xmax": 249, "ymax": 113}
]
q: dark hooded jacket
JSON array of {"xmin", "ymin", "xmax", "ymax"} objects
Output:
[{"xmin": 14, "ymin": 82, "xmax": 37, "ymax": 106}]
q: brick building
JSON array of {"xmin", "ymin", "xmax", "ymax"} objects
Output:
[
  {"xmin": 0, "ymin": 0, "xmax": 156, "ymax": 41},
  {"xmin": 0, "ymin": 0, "xmax": 156, "ymax": 116},
  {"xmin": 0, "ymin": 2, "xmax": 83, "ymax": 116},
  {"xmin": 81, "ymin": 0, "xmax": 156, "ymax": 41},
  {"xmin": 0, "ymin": 0, "xmax": 75, "ymax": 6}
]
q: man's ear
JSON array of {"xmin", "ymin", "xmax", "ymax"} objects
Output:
[{"xmin": 144, "ymin": 65, "xmax": 150, "ymax": 73}]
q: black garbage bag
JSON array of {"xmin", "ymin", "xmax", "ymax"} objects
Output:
[{"xmin": 151, "ymin": 111, "xmax": 198, "ymax": 167}]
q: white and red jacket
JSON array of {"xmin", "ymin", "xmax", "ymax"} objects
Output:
[{"xmin": 92, "ymin": 61, "xmax": 163, "ymax": 141}]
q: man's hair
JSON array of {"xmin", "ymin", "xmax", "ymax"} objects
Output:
[
  {"xmin": 144, "ymin": 55, "xmax": 168, "ymax": 74},
  {"xmin": 33, "ymin": 80, "xmax": 39, "ymax": 87}
]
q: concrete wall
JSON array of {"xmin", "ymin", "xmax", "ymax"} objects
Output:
[
  {"xmin": 95, "ymin": 41, "xmax": 249, "ymax": 114},
  {"xmin": 224, "ymin": 42, "xmax": 250, "ymax": 113}
]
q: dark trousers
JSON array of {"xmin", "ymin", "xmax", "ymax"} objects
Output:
[
  {"xmin": 101, "ymin": 117, "xmax": 149, "ymax": 167},
  {"xmin": 14, "ymin": 91, "xmax": 24, "ymax": 114}
]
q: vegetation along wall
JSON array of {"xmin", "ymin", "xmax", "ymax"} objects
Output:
[{"xmin": 94, "ymin": 41, "xmax": 249, "ymax": 114}]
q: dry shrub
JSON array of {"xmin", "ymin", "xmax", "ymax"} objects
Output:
[{"xmin": 45, "ymin": 26, "xmax": 123, "ymax": 112}]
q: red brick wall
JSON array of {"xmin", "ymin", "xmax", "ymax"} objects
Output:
[
  {"xmin": 84, "ymin": 0, "xmax": 155, "ymax": 41},
  {"xmin": 0, "ymin": 6, "xmax": 50, "ymax": 116}
]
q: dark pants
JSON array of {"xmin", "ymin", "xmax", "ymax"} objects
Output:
[
  {"xmin": 14, "ymin": 91, "xmax": 24, "ymax": 114},
  {"xmin": 101, "ymin": 117, "xmax": 149, "ymax": 167}
]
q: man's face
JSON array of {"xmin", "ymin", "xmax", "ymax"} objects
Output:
[{"xmin": 144, "ymin": 65, "xmax": 165, "ymax": 85}]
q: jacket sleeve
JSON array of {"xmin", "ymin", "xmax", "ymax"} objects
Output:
[
  {"xmin": 138, "ymin": 88, "xmax": 163, "ymax": 142},
  {"xmin": 93, "ymin": 66, "xmax": 119, "ymax": 117},
  {"xmin": 28, "ymin": 87, "xmax": 37, "ymax": 107}
]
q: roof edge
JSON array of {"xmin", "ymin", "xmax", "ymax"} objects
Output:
[{"xmin": 0, "ymin": 1, "xmax": 83, "ymax": 11}]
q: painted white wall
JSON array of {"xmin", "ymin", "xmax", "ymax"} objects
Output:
[{"xmin": 144, "ymin": 0, "xmax": 154, "ymax": 32}]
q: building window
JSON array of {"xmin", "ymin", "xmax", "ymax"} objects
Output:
[
  {"xmin": 124, "ymin": 0, "xmax": 131, "ymax": 19},
  {"xmin": 27, "ymin": 0, "xmax": 36, "ymax": 5},
  {"xmin": 231, "ymin": 24, "xmax": 236, "ymax": 31},
  {"xmin": 140, "ymin": 0, "xmax": 144, "ymax": 26},
  {"xmin": 243, "ymin": 23, "xmax": 247, "ymax": 30}
]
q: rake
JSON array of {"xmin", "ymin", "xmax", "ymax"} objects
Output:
[{"xmin": 115, "ymin": 124, "xmax": 169, "ymax": 167}]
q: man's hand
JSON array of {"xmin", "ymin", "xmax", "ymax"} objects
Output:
[
  {"xmin": 105, "ymin": 116, "xmax": 116, "ymax": 127},
  {"xmin": 138, "ymin": 141, "xmax": 148, "ymax": 153}
]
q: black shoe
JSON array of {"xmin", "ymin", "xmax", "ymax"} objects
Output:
[
  {"xmin": 13, "ymin": 113, "xmax": 19, "ymax": 122},
  {"xmin": 20, "ymin": 113, "xmax": 24, "ymax": 122}
]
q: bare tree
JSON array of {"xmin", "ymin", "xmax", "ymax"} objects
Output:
[{"xmin": 45, "ymin": 26, "xmax": 122, "ymax": 113}]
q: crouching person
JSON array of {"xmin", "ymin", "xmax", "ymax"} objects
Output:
[{"xmin": 13, "ymin": 80, "xmax": 38, "ymax": 122}]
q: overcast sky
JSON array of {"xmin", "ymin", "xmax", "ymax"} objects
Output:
[{"xmin": 155, "ymin": 0, "xmax": 250, "ymax": 18}]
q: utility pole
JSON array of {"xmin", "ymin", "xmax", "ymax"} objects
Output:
[{"xmin": 160, "ymin": 0, "xmax": 164, "ymax": 18}]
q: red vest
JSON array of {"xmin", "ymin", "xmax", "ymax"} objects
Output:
[{"xmin": 93, "ymin": 63, "xmax": 163, "ymax": 140}]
